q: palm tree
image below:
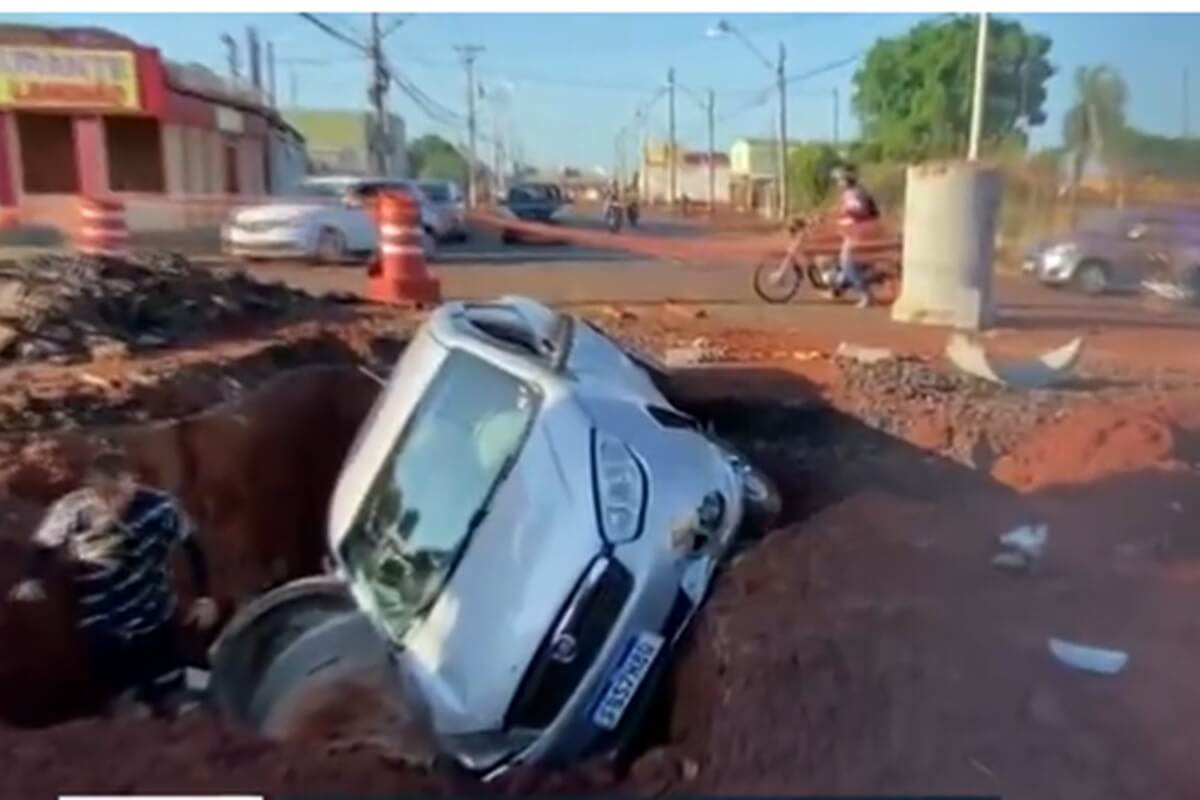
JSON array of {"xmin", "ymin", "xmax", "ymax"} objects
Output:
[{"xmin": 1062, "ymin": 66, "xmax": 1129, "ymax": 214}]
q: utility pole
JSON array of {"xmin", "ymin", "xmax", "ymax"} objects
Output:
[
  {"xmin": 220, "ymin": 34, "xmax": 239, "ymax": 81},
  {"xmin": 456, "ymin": 44, "xmax": 484, "ymax": 207},
  {"xmin": 289, "ymin": 70, "xmax": 298, "ymax": 106},
  {"xmin": 968, "ymin": 12, "xmax": 989, "ymax": 161},
  {"xmin": 266, "ymin": 41, "xmax": 277, "ymax": 107},
  {"xmin": 706, "ymin": 88, "xmax": 716, "ymax": 213},
  {"xmin": 367, "ymin": 13, "xmax": 391, "ymax": 176},
  {"xmin": 667, "ymin": 67, "xmax": 677, "ymax": 207},
  {"xmin": 246, "ymin": 27, "xmax": 262, "ymax": 91},
  {"xmin": 1184, "ymin": 67, "xmax": 1191, "ymax": 137},
  {"xmin": 832, "ymin": 87, "xmax": 840, "ymax": 146},
  {"xmin": 776, "ymin": 42, "xmax": 788, "ymax": 220}
]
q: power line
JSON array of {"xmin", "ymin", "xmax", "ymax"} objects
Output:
[{"xmin": 297, "ymin": 13, "xmax": 367, "ymax": 55}]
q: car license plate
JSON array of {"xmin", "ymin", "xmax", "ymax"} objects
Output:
[{"xmin": 591, "ymin": 631, "xmax": 664, "ymax": 730}]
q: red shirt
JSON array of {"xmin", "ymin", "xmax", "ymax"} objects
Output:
[{"xmin": 838, "ymin": 186, "xmax": 878, "ymax": 228}]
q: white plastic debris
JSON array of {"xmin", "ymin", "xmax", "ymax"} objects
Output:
[
  {"xmin": 992, "ymin": 523, "xmax": 1048, "ymax": 571},
  {"xmin": 185, "ymin": 667, "xmax": 211, "ymax": 692},
  {"xmin": 946, "ymin": 333, "xmax": 1084, "ymax": 389},
  {"xmin": 1048, "ymin": 638, "xmax": 1129, "ymax": 676},
  {"xmin": 835, "ymin": 342, "xmax": 894, "ymax": 364},
  {"xmin": 1000, "ymin": 523, "xmax": 1049, "ymax": 561},
  {"xmin": 664, "ymin": 337, "xmax": 725, "ymax": 366}
]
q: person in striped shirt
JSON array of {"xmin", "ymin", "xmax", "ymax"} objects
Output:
[{"xmin": 7, "ymin": 452, "xmax": 217, "ymax": 717}]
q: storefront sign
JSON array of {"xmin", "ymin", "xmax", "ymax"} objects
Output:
[{"xmin": 0, "ymin": 46, "xmax": 140, "ymax": 110}]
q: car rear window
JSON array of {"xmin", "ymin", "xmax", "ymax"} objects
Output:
[{"xmin": 420, "ymin": 183, "xmax": 451, "ymax": 202}]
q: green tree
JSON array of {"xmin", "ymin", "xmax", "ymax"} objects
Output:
[
  {"xmin": 852, "ymin": 15, "xmax": 1054, "ymax": 162},
  {"xmin": 786, "ymin": 143, "xmax": 841, "ymax": 211},
  {"xmin": 407, "ymin": 134, "xmax": 469, "ymax": 185},
  {"xmin": 1062, "ymin": 65, "xmax": 1129, "ymax": 206}
]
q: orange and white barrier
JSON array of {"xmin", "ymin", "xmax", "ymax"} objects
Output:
[
  {"xmin": 77, "ymin": 196, "xmax": 130, "ymax": 259},
  {"xmin": 367, "ymin": 191, "xmax": 441, "ymax": 307}
]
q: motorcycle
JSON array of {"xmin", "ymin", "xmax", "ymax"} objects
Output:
[
  {"xmin": 752, "ymin": 217, "xmax": 899, "ymax": 305},
  {"xmin": 604, "ymin": 200, "xmax": 625, "ymax": 233}
]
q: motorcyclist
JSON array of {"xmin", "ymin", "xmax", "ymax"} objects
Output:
[{"xmin": 831, "ymin": 163, "xmax": 881, "ymax": 308}]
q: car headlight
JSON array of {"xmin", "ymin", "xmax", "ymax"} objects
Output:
[
  {"xmin": 1045, "ymin": 242, "xmax": 1078, "ymax": 260},
  {"xmin": 591, "ymin": 430, "xmax": 647, "ymax": 544}
]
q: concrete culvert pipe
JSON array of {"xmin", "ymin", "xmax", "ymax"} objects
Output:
[
  {"xmin": 207, "ymin": 575, "xmax": 440, "ymax": 765},
  {"xmin": 208, "ymin": 575, "xmax": 395, "ymax": 736}
]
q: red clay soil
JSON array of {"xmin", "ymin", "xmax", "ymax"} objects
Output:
[
  {"xmin": 3, "ymin": 334, "xmax": 1200, "ymax": 797},
  {"xmin": 992, "ymin": 400, "xmax": 1193, "ymax": 492},
  {"xmin": 0, "ymin": 367, "xmax": 378, "ymax": 726}
]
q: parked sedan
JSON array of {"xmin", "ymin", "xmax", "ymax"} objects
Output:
[
  {"xmin": 211, "ymin": 297, "xmax": 778, "ymax": 779},
  {"xmin": 418, "ymin": 180, "xmax": 468, "ymax": 242},
  {"xmin": 1024, "ymin": 206, "xmax": 1200, "ymax": 295},
  {"xmin": 222, "ymin": 176, "xmax": 438, "ymax": 264}
]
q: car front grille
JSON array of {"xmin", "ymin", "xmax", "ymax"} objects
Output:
[{"xmin": 504, "ymin": 556, "xmax": 633, "ymax": 730}]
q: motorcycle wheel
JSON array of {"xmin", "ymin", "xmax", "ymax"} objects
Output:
[
  {"xmin": 868, "ymin": 262, "xmax": 901, "ymax": 306},
  {"xmin": 753, "ymin": 259, "xmax": 804, "ymax": 303}
]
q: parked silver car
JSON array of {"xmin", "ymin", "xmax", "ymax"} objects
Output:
[
  {"xmin": 209, "ymin": 297, "xmax": 777, "ymax": 778},
  {"xmin": 418, "ymin": 180, "xmax": 468, "ymax": 242}
]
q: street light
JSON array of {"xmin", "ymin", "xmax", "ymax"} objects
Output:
[{"xmin": 708, "ymin": 18, "xmax": 788, "ymax": 219}]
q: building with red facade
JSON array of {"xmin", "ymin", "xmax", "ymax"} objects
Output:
[{"xmin": 0, "ymin": 24, "xmax": 306, "ymax": 235}]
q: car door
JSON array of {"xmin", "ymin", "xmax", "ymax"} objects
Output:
[{"xmin": 343, "ymin": 181, "xmax": 382, "ymax": 253}]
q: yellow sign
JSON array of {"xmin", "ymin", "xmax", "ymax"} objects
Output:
[{"xmin": 0, "ymin": 46, "xmax": 139, "ymax": 111}]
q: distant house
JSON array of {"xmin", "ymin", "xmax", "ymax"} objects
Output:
[
  {"xmin": 639, "ymin": 141, "xmax": 731, "ymax": 205},
  {"xmin": 729, "ymin": 137, "xmax": 808, "ymax": 215},
  {"xmin": 283, "ymin": 109, "xmax": 408, "ymax": 177}
]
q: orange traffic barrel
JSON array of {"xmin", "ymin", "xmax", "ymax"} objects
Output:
[
  {"xmin": 367, "ymin": 190, "xmax": 441, "ymax": 307},
  {"xmin": 77, "ymin": 196, "xmax": 129, "ymax": 259}
]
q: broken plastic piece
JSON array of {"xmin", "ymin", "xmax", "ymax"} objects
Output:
[
  {"xmin": 999, "ymin": 523, "xmax": 1049, "ymax": 561},
  {"xmin": 836, "ymin": 342, "xmax": 894, "ymax": 364},
  {"xmin": 1048, "ymin": 638, "xmax": 1128, "ymax": 675},
  {"xmin": 946, "ymin": 334, "xmax": 1084, "ymax": 389}
]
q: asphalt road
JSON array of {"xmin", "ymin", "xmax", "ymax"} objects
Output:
[{"xmin": 235, "ymin": 211, "xmax": 1200, "ymax": 344}]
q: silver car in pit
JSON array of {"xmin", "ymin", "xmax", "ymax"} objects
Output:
[{"xmin": 209, "ymin": 296, "xmax": 777, "ymax": 778}]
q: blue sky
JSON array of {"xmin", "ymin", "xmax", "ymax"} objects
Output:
[{"xmin": 4, "ymin": 13, "xmax": 1198, "ymax": 168}]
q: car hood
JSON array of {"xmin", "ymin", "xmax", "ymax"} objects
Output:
[
  {"xmin": 230, "ymin": 203, "xmax": 331, "ymax": 226},
  {"xmin": 398, "ymin": 399, "xmax": 599, "ymax": 736}
]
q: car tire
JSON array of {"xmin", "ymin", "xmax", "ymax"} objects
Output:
[
  {"xmin": 1073, "ymin": 260, "xmax": 1110, "ymax": 295},
  {"xmin": 739, "ymin": 462, "xmax": 782, "ymax": 536},
  {"xmin": 313, "ymin": 227, "xmax": 347, "ymax": 265}
]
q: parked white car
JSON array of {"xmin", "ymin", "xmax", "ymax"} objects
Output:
[
  {"xmin": 209, "ymin": 297, "xmax": 780, "ymax": 779},
  {"xmin": 222, "ymin": 176, "xmax": 438, "ymax": 264}
]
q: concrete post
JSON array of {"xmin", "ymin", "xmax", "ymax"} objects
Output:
[
  {"xmin": 891, "ymin": 161, "xmax": 1002, "ymax": 330},
  {"xmin": 73, "ymin": 116, "xmax": 109, "ymax": 197}
]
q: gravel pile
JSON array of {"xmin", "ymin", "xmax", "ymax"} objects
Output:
[
  {"xmin": 835, "ymin": 354, "xmax": 1067, "ymax": 466},
  {"xmin": 0, "ymin": 253, "xmax": 319, "ymax": 366}
]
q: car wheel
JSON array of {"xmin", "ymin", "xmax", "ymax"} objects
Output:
[
  {"xmin": 313, "ymin": 227, "xmax": 347, "ymax": 265},
  {"xmin": 1073, "ymin": 260, "xmax": 1110, "ymax": 295},
  {"xmin": 740, "ymin": 462, "xmax": 782, "ymax": 531}
]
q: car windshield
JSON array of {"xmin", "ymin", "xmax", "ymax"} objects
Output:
[
  {"xmin": 339, "ymin": 349, "xmax": 538, "ymax": 642},
  {"xmin": 420, "ymin": 183, "xmax": 451, "ymax": 202},
  {"xmin": 295, "ymin": 181, "xmax": 353, "ymax": 199}
]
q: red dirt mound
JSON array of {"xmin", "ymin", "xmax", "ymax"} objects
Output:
[{"xmin": 992, "ymin": 404, "xmax": 1182, "ymax": 492}]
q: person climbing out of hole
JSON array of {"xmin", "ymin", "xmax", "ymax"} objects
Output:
[{"xmin": 6, "ymin": 451, "xmax": 218, "ymax": 718}]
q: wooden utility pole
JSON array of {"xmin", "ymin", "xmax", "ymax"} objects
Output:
[
  {"xmin": 456, "ymin": 44, "xmax": 485, "ymax": 206},
  {"xmin": 706, "ymin": 88, "xmax": 716, "ymax": 212},
  {"xmin": 667, "ymin": 67, "xmax": 677, "ymax": 206}
]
